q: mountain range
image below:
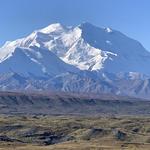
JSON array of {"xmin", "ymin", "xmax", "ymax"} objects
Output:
[{"xmin": 1, "ymin": 22, "xmax": 150, "ymax": 99}]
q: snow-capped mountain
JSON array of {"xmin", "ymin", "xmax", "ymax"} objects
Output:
[
  {"xmin": 3, "ymin": 22, "xmax": 150, "ymax": 74},
  {"xmin": 1, "ymin": 22, "xmax": 150, "ymax": 98}
]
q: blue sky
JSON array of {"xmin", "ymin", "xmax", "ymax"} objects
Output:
[{"xmin": 0, "ymin": 0, "xmax": 150, "ymax": 50}]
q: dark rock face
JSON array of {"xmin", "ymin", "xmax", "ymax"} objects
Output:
[
  {"xmin": 132, "ymin": 128, "xmax": 139, "ymax": 133},
  {"xmin": 115, "ymin": 130, "xmax": 127, "ymax": 141},
  {"xmin": 23, "ymin": 131, "xmax": 64, "ymax": 145},
  {"xmin": 39, "ymin": 132, "xmax": 64, "ymax": 145},
  {"xmin": 90, "ymin": 128, "xmax": 105, "ymax": 136},
  {"xmin": 0, "ymin": 135, "xmax": 14, "ymax": 142},
  {"xmin": 84, "ymin": 128, "xmax": 109, "ymax": 140},
  {"xmin": 0, "ymin": 125, "xmax": 23, "ymax": 132},
  {"xmin": 0, "ymin": 135, "xmax": 22, "ymax": 143}
]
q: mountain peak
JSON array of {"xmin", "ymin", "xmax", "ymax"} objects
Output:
[
  {"xmin": 78, "ymin": 22, "xmax": 98, "ymax": 29},
  {"xmin": 80, "ymin": 22, "xmax": 93, "ymax": 26},
  {"xmin": 39, "ymin": 23, "xmax": 65, "ymax": 33}
]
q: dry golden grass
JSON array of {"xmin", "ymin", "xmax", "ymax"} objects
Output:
[{"xmin": 0, "ymin": 116, "xmax": 149, "ymax": 150}]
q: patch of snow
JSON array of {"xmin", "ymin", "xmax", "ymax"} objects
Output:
[
  {"xmin": 106, "ymin": 40, "xmax": 112, "ymax": 45},
  {"xmin": 105, "ymin": 27, "xmax": 113, "ymax": 33}
]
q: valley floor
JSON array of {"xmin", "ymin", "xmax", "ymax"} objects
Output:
[{"xmin": 0, "ymin": 116, "xmax": 149, "ymax": 150}]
